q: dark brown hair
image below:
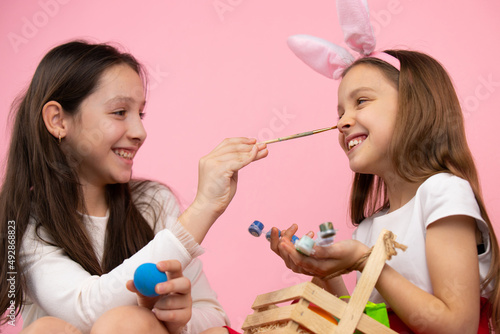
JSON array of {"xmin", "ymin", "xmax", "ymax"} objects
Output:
[
  {"xmin": 0, "ymin": 41, "xmax": 159, "ymax": 323},
  {"xmin": 344, "ymin": 50, "xmax": 499, "ymax": 331}
]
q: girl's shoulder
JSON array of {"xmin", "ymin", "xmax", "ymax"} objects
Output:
[
  {"xmin": 417, "ymin": 172, "xmax": 473, "ymax": 199},
  {"xmin": 416, "ymin": 172, "xmax": 485, "ymax": 228}
]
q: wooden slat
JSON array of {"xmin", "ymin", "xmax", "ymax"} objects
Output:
[
  {"xmin": 335, "ymin": 229, "xmax": 391, "ymax": 334},
  {"xmin": 242, "ymin": 304, "xmax": 297, "ymax": 330},
  {"xmin": 245, "ymin": 327, "xmax": 299, "ymax": 334},
  {"xmin": 298, "ymin": 283, "xmax": 396, "ymax": 334},
  {"xmin": 243, "ymin": 229, "xmax": 402, "ymax": 334},
  {"xmin": 243, "ymin": 300, "xmax": 338, "ymax": 334},
  {"xmin": 244, "ymin": 281, "xmax": 397, "ymax": 334},
  {"xmin": 294, "ymin": 305, "xmax": 338, "ymax": 334},
  {"xmin": 251, "ymin": 282, "xmax": 310, "ymax": 309}
]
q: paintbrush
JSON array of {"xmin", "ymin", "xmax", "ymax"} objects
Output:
[{"xmin": 259, "ymin": 125, "xmax": 337, "ymax": 145}]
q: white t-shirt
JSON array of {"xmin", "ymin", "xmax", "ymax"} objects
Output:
[
  {"xmin": 20, "ymin": 182, "xmax": 229, "ymax": 333},
  {"xmin": 353, "ymin": 173, "xmax": 493, "ymax": 305}
]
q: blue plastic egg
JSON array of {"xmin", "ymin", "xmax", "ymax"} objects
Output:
[{"xmin": 133, "ymin": 263, "xmax": 167, "ymax": 297}]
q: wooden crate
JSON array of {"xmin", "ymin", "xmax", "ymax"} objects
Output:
[{"xmin": 242, "ymin": 230, "xmax": 399, "ymax": 334}]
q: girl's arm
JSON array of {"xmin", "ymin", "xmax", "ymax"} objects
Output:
[
  {"xmin": 20, "ymin": 217, "xmax": 200, "ymax": 332},
  {"xmin": 274, "ymin": 215, "xmax": 480, "ymax": 334},
  {"xmin": 20, "ymin": 138, "xmax": 265, "ymax": 333},
  {"xmin": 179, "ymin": 138, "xmax": 268, "ymax": 244},
  {"xmin": 311, "ymin": 276, "xmax": 349, "ymax": 298},
  {"xmin": 372, "ymin": 215, "xmax": 480, "ymax": 334}
]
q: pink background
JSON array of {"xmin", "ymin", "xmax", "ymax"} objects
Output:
[{"xmin": 1, "ymin": 0, "xmax": 499, "ymax": 332}]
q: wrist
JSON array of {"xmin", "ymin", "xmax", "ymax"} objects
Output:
[
  {"xmin": 190, "ymin": 194, "xmax": 225, "ymax": 221},
  {"xmin": 354, "ymin": 243, "xmax": 371, "ymax": 273},
  {"xmin": 178, "ymin": 199, "xmax": 221, "ymax": 245}
]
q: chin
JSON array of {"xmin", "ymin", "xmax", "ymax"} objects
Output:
[
  {"xmin": 349, "ymin": 163, "xmax": 371, "ymax": 175},
  {"xmin": 111, "ymin": 173, "xmax": 133, "ymax": 184}
]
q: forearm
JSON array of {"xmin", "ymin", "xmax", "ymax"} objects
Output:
[
  {"xmin": 22, "ymin": 229, "xmax": 195, "ymax": 331},
  {"xmin": 312, "ymin": 276, "xmax": 349, "ymax": 297},
  {"xmin": 178, "ymin": 138, "xmax": 268, "ymax": 245},
  {"xmin": 178, "ymin": 199, "xmax": 220, "ymax": 245},
  {"xmin": 373, "ymin": 264, "xmax": 479, "ymax": 334}
]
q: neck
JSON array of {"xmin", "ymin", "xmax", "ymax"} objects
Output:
[
  {"xmin": 382, "ymin": 172, "xmax": 423, "ymax": 213},
  {"xmin": 81, "ymin": 181, "xmax": 108, "ymax": 217}
]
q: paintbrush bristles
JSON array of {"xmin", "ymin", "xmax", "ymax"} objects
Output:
[{"xmin": 260, "ymin": 125, "xmax": 337, "ymax": 145}]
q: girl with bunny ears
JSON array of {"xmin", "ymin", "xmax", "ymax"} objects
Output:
[
  {"xmin": 270, "ymin": 0, "xmax": 499, "ymax": 333},
  {"xmin": 0, "ymin": 40, "xmax": 267, "ymax": 334}
]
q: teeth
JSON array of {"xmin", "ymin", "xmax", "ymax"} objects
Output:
[
  {"xmin": 113, "ymin": 150, "xmax": 134, "ymax": 160},
  {"xmin": 348, "ymin": 138, "xmax": 365, "ymax": 150}
]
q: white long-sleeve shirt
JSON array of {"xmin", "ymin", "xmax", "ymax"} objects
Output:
[{"xmin": 20, "ymin": 182, "xmax": 229, "ymax": 333}]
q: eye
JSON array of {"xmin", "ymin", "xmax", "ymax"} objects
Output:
[
  {"xmin": 139, "ymin": 112, "xmax": 146, "ymax": 120},
  {"xmin": 357, "ymin": 98, "xmax": 368, "ymax": 105},
  {"xmin": 113, "ymin": 109, "xmax": 126, "ymax": 116}
]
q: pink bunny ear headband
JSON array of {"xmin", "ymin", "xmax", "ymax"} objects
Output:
[{"xmin": 287, "ymin": 0, "xmax": 400, "ymax": 80}]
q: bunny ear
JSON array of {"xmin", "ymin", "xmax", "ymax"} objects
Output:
[
  {"xmin": 337, "ymin": 0, "xmax": 376, "ymax": 55},
  {"xmin": 287, "ymin": 34, "xmax": 355, "ymax": 80}
]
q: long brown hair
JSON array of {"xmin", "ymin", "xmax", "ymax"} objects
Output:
[
  {"xmin": 0, "ymin": 41, "xmax": 159, "ymax": 323},
  {"xmin": 344, "ymin": 50, "xmax": 499, "ymax": 331}
]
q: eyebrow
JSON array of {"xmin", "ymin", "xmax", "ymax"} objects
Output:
[
  {"xmin": 105, "ymin": 96, "xmax": 146, "ymax": 108},
  {"xmin": 348, "ymin": 87, "xmax": 376, "ymax": 98}
]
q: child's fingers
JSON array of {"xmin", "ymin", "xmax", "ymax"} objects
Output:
[
  {"xmin": 156, "ymin": 276, "xmax": 191, "ymax": 296},
  {"xmin": 270, "ymin": 224, "xmax": 297, "ymax": 254},
  {"xmin": 154, "ymin": 293, "xmax": 191, "ymax": 311},
  {"xmin": 205, "ymin": 138, "xmax": 258, "ymax": 161},
  {"xmin": 152, "ymin": 307, "xmax": 191, "ymax": 325},
  {"xmin": 202, "ymin": 138, "xmax": 267, "ymax": 164},
  {"xmin": 278, "ymin": 241, "xmax": 319, "ymax": 276},
  {"xmin": 282, "ymin": 224, "xmax": 298, "ymax": 241},
  {"xmin": 126, "ymin": 279, "xmax": 138, "ymax": 293},
  {"xmin": 156, "ymin": 259, "xmax": 183, "ymax": 278},
  {"xmin": 269, "ymin": 227, "xmax": 282, "ymax": 254},
  {"xmin": 206, "ymin": 144, "xmax": 265, "ymax": 168},
  {"xmin": 254, "ymin": 144, "xmax": 269, "ymax": 161},
  {"xmin": 211, "ymin": 137, "xmax": 257, "ymax": 152}
]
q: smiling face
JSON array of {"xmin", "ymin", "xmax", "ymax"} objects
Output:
[
  {"xmin": 337, "ymin": 63, "xmax": 399, "ymax": 178},
  {"xmin": 63, "ymin": 63, "xmax": 147, "ymax": 189}
]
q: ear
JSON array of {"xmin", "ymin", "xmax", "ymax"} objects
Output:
[
  {"xmin": 42, "ymin": 101, "xmax": 68, "ymax": 141},
  {"xmin": 337, "ymin": 0, "xmax": 376, "ymax": 55},
  {"xmin": 287, "ymin": 34, "xmax": 355, "ymax": 80}
]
